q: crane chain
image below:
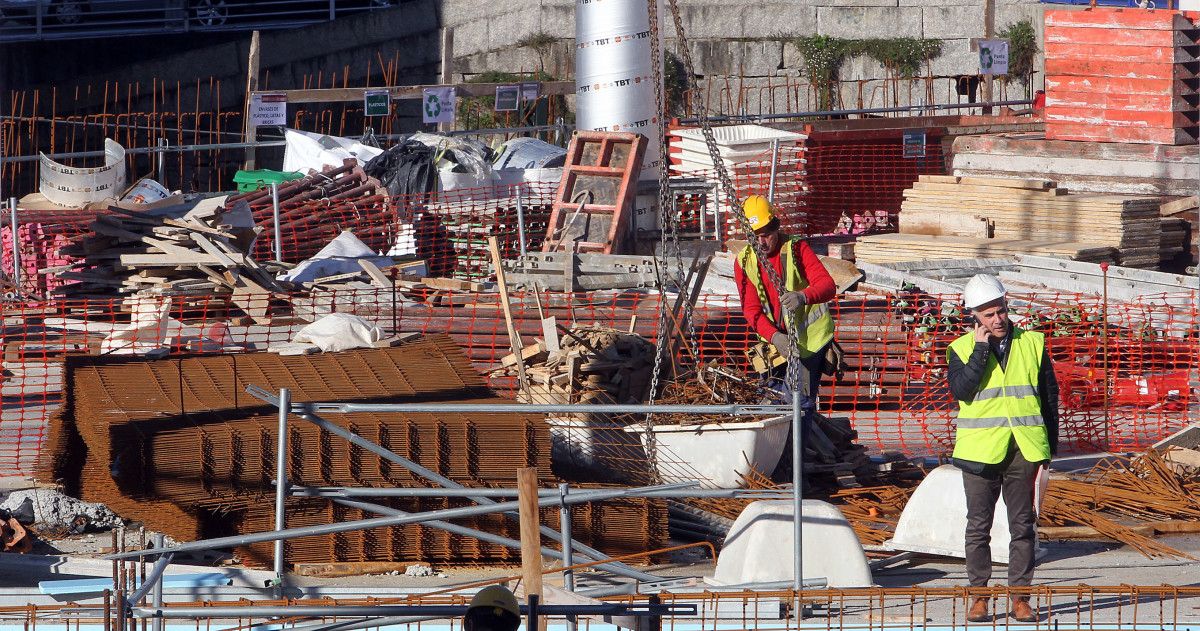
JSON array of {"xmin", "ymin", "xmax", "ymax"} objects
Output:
[{"xmin": 658, "ymin": 0, "xmax": 807, "ymax": 395}]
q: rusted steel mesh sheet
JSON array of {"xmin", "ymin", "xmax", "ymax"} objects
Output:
[{"xmin": 38, "ymin": 336, "xmax": 665, "ymax": 566}]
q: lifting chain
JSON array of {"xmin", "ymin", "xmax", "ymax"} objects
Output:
[{"xmin": 652, "ymin": 0, "xmax": 808, "ymax": 396}]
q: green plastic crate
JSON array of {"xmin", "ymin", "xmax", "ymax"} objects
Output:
[{"xmin": 232, "ymin": 169, "xmax": 304, "ymax": 193}]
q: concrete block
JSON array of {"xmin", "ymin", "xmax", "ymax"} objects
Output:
[
  {"xmin": 923, "ymin": 5, "xmax": 984, "ymax": 39},
  {"xmin": 813, "ymin": 0, "xmax": 897, "ymax": 6},
  {"xmin": 927, "ymin": 38, "xmax": 978, "ymax": 77},
  {"xmin": 817, "ymin": 6, "xmax": 922, "ymax": 39},
  {"xmin": 742, "ymin": 4, "xmax": 818, "ymax": 37}
]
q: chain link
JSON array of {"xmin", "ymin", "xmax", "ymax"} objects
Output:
[{"xmin": 659, "ymin": 0, "xmax": 806, "ymax": 395}]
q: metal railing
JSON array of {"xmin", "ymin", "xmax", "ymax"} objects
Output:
[{"xmin": 0, "ymin": 0, "xmax": 408, "ymax": 43}]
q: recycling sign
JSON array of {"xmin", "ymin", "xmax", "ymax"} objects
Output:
[
  {"xmin": 422, "ymin": 87, "xmax": 456, "ymax": 124},
  {"xmin": 978, "ymin": 39, "xmax": 1009, "ymax": 76}
]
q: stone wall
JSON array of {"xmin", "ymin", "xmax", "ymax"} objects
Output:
[{"xmin": 442, "ymin": 0, "xmax": 1048, "ymax": 112}]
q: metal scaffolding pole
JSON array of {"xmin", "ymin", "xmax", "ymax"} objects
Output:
[
  {"xmin": 106, "ymin": 482, "xmax": 694, "ymax": 560},
  {"xmin": 291, "ymin": 485, "xmax": 792, "ymax": 499},
  {"xmin": 128, "ymin": 604, "xmax": 694, "ymax": 619}
]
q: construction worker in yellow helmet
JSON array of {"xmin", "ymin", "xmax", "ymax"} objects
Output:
[
  {"xmin": 464, "ymin": 585, "xmax": 521, "ymax": 631},
  {"xmin": 733, "ymin": 194, "xmax": 837, "ymax": 459}
]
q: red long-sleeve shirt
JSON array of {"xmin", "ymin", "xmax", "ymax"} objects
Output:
[{"xmin": 734, "ymin": 240, "xmax": 836, "ymax": 340}]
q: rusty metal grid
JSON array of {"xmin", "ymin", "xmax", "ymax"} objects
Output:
[{"xmin": 37, "ymin": 335, "xmax": 666, "ymax": 567}]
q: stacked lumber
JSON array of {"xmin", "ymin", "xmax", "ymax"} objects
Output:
[
  {"xmin": 855, "ymin": 233, "xmax": 1117, "ymax": 265},
  {"xmin": 54, "ymin": 197, "xmax": 285, "ymax": 321},
  {"xmin": 1044, "ymin": 8, "xmax": 1200, "ymax": 145},
  {"xmin": 869, "ymin": 175, "xmax": 1165, "ymax": 267}
]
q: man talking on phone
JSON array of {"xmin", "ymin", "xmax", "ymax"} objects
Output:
[{"xmin": 946, "ymin": 274, "xmax": 1058, "ymax": 624}]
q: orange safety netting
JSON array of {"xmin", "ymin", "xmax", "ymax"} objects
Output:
[{"xmin": 2, "ymin": 287, "xmax": 1195, "ymax": 477}]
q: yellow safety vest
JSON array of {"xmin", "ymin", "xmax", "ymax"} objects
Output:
[
  {"xmin": 738, "ymin": 238, "xmax": 835, "ymax": 359},
  {"xmin": 948, "ymin": 327, "xmax": 1052, "ymax": 464}
]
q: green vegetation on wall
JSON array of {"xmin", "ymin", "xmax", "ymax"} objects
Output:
[
  {"xmin": 792, "ymin": 35, "xmax": 944, "ymax": 109},
  {"xmin": 998, "ymin": 19, "xmax": 1039, "ymax": 88}
]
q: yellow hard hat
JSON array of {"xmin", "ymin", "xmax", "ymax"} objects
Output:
[
  {"xmin": 743, "ymin": 195, "xmax": 776, "ymax": 232},
  {"xmin": 469, "ymin": 585, "xmax": 521, "ymax": 618}
]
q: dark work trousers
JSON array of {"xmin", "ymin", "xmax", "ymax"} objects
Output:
[
  {"xmin": 961, "ymin": 440, "xmax": 1045, "ymax": 587},
  {"xmin": 764, "ymin": 347, "xmax": 826, "ymax": 456}
]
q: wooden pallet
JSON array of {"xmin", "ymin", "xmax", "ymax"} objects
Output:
[{"xmin": 542, "ymin": 131, "xmax": 646, "ymax": 255}]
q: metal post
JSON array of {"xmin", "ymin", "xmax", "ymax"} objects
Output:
[
  {"xmin": 516, "ymin": 186, "xmax": 528, "ymax": 257},
  {"xmin": 8, "ymin": 196, "xmax": 18, "ymax": 294},
  {"xmin": 527, "ymin": 594, "xmax": 539, "ymax": 631},
  {"xmin": 1100, "ymin": 264, "xmax": 1110, "ymax": 452},
  {"xmin": 792, "ymin": 389, "xmax": 804, "ymax": 619},
  {"xmin": 767, "ymin": 139, "xmax": 780, "ymax": 204},
  {"xmin": 156, "ymin": 138, "xmax": 167, "ymax": 184},
  {"xmin": 150, "ymin": 535, "xmax": 164, "ymax": 631},
  {"xmin": 273, "ymin": 388, "xmax": 291, "ymax": 592},
  {"xmin": 559, "ymin": 483, "xmax": 576, "ymax": 595},
  {"xmin": 271, "ymin": 183, "xmax": 283, "ymax": 263}
]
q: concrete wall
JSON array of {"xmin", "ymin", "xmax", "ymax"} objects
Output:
[{"xmin": 442, "ymin": 0, "xmax": 1047, "ymax": 112}]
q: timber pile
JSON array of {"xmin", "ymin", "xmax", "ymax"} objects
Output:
[
  {"xmin": 491, "ymin": 324, "xmax": 656, "ymax": 407},
  {"xmin": 882, "ymin": 175, "xmax": 1167, "ymax": 267},
  {"xmin": 855, "ymin": 233, "xmax": 1118, "ymax": 265},
  {"xmin": 53, "ymin": 198, "xmax": 286, "ymax": 319}
]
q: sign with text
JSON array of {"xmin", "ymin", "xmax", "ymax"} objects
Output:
[
  {"xmin": 422, "ymin": 87, "xmax": 456, "ymax": 124},
  {"xmin": 902, "ymin": 129, "xmax": 926, "ymax": 158},
  {"xmin": 519, "ymin": 81, "xmax": 540, "ymax": 102},
  {"xmin": 494, "ymin": 85, "xmax": 520, "ymax": 112},
  {"xmin": 249, "ymin": 92, "xmax": 287, "ymax": 126},
  {"xmin": 363, "ymin": 89, "xmax": 390, "ymax": 117},
  {"xmin": 978, "ymin": 39, "xmax": 1009, "ymax": 75}
]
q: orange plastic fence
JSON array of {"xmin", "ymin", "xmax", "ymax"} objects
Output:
[{"xmin": 2, "ymin": 287, "xmax": 1195, "ymax": 476}]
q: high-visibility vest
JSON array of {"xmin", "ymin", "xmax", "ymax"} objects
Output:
[
  {"xmin": 948, "ymin": 327, "xmax": 1052, "ymax": 464},
  {"xmin": 738, "ymin": 238, "xmax": 835, "ymax": 359}
]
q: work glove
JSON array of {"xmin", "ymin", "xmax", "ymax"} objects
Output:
[
  {"xmin": 770, "ymin": 331, "xmax": 794, "ymax": 359},
  {"xmin": 780, "ymin": 291, "xmax": 806, "ymax": 311}
]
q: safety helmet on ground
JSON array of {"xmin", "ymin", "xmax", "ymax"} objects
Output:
[
  {"xmin": 468, "ymin": 585, "xmax": 521, "ymax": 618},
  {"xmin": 962, "ymin": 274, "xmax": 1007, "ymax": 310},
  {"xmin": 742, "ymin": 195, "xmax": 776, "ymax": 232}
]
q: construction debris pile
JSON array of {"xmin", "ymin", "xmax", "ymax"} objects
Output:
[
  {"xmin": 856, "ymin": 175, "xmax": 1172, "ymax": 268},
  {"xmin": 37, "ymin": 336, "xmax": 667, "ymax": 567},
  {"xmin": 52, "ymin": 197, "xmax": 286, "ymax": 305}
]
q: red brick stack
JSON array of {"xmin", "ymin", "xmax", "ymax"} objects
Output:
[{"xmin": 1044, "ymin": 8, "xmax": 1200, "ymax": 145}]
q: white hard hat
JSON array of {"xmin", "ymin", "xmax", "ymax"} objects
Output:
[{"xmin": 962, "ymin": 274, "xmax": 1007, "ymax": 310}]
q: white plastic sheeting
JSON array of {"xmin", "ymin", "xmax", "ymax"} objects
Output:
[
  {"xmin": 289, "ymin": 313, "xmax": 384, "ymax": 353},
  {"xmin": 282, "ymin": 129, "xmax": 384, "ymax": 173},
  {"xmin": 575, "ymin": 0, "xmax": 663, "ymax": 181},
  {"xmin": 279, "ymin": 230, "xmax": 396, "ymax": 284}
]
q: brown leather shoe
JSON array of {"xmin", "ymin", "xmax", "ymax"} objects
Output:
[
  {"xmin": 1010, "ymin": 597, "xmax": 1038, "ymax": 623},
  {"xmin": 966, "ymin": 597, "xmax": 991, "ymax": 623}
]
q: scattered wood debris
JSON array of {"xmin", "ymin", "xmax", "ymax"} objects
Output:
[
  {"xmin": 490, "ymin": 324, "xmax": 655, "ymax": 406},
  {"xmin": 53, "ymin": 197, "xmax": 285, "ymax": 316}
]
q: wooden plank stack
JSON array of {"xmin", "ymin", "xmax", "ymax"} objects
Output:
[
  {"xmin": 54, "ymin": 198, "xmax": 286, "ymax": 320},
  {"xmin": 1044, "ymin": 8, "xmax": 1200, "ymax": 145},
  {"xmin": 858, "ymin": 175, "xmax": 1168, "ymax": 267}
]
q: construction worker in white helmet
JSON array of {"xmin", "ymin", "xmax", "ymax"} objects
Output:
[
  {"xmin": 733, "ymin": 195, "xmax": 836, "ymax": 452},
  {"xmin": 464, "ymin": 585, "xmax": 521, "ymax": 631},
  {"xmin": 948, "ymin": 274, "xmax": 1058, "ymax": 624}
]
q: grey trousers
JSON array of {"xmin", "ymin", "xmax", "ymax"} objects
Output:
[{"xmin": 961, "ymin": 441, "xmax": 1044, "ymax": 587}]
